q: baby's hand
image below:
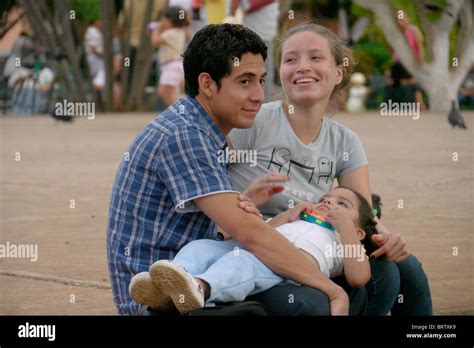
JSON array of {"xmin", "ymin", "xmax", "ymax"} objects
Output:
[
  {"xmin": 325, "ymin": 207, "xmax": 354, "ymax": 230},
  {"xmin": 285, "ymin": 202, "xmax": 314, "ymax": 223},
  {"xmin": 237, "ymin": 194, "xmax": 263, "ymax": 219}
]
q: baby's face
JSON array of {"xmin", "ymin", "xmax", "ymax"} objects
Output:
[{"xmin": 312, "ymin": 187, "xmax": 360, "ymax": 223}]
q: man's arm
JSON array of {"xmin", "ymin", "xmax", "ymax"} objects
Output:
[{"xmin": 194, "ymin": 193, "xmax": 346, "ymax": 302}]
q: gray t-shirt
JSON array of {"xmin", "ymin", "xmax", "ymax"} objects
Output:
[{"xmin": 229, "ymin": 101, "xmax": 368, "ymax": 217}]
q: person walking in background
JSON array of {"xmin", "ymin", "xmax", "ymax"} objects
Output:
[
  {"xmin": 84, "ymin": 18, "xmax": 105, "ymax": 93},
  {"xmin": 230, "ymin": 0, "xmax": 280, "ymax": 102},
  {"xmin": 151, "ymin": 6, "xmax": 188, "ymax": 107}
]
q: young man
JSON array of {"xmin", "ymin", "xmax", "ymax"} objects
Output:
[{"xmin": 106, "ymin": 24, "xmax": 352, "ymax": 315}]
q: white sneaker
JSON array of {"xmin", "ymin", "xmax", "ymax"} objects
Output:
[
  {"xmin": 149, "ymin": 260, "xmax": 205, "ymax": 315},
  {"xmin": 129, "ymin": 272, "xmax": 175, "ymax": 311}
]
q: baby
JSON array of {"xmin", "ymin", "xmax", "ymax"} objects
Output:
[{"xmin": 129, "ymin": 187, "xmax": 378, "ymax": 315}]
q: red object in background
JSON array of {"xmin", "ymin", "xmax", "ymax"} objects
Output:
[
  {"xmin": 245, "ymin": 0, "xmax": 276, "ymax": 14},
  {"xmin": 192, "ymin": 0, "xmax": 203, "ymax": 10}
]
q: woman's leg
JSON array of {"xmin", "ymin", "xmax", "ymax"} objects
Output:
[
  {"xmin": 173, "ymin": 238, "xmax": 239, "ymax": 275},
  {"xmin": 195, "ymin": 249, "xmax": 284, "ymax": 303},
  {"xmin": 391, "ymin": 254, "xmax": 432, "ymax": 315},
  {"xmin": 366, "ymin": 255, "xmax": 401, "ymax": 315}
]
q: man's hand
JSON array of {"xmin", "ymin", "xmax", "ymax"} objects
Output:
[
  {"xmin": 371, "ymin": 233, "xmax": 409, "ymax": 263},
  {"xmin": 243, "ymin": 173, "xmax": 289, "ymax": 207}
]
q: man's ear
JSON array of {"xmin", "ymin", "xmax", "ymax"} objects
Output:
[
  {"xmin": 356, "ymin": 227, "xmax": 366, "ymax": 241},
  {"xmin": 197, "ymin": 72, "xmax": 217, "ymax": 98}
]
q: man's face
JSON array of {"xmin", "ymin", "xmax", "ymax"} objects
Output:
[{"xmin": 208, "ymin": 53, "xmax": 266, "ymax": 134}]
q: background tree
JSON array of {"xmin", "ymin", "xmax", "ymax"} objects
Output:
[{"xmin": 354, "ymin": 0, "xmax": 474, "ymax": 111}]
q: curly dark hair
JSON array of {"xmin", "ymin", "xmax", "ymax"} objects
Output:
[
  {"xmin": 349, "ymin": 189, "xmax": 379, "ymax": 256},
  {"xmin": 183, "ymin": 24, "xmax": 267, "ymax": 97}
]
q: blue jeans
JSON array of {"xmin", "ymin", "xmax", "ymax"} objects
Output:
[
  {"xmin": 391, "ymin": 254, "xmax": 432, "ymax": 315},
  {"xmin": 174, "ymin": 239, "xmax": 289, "ymax": 303},
  {"xmin": 174, "ymin": 239, "xmax": 368, "ymax": 314},
  {"xmin": 365, "ymin": 255, "xmax": 400, "ymax": 315},
  {"xmin": 250, "ymin": 254, "xmax": 399, "ymax": 315}
]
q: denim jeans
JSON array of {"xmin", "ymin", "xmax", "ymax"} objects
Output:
[
  {"xmin": 251, "ymin": 254, "xmax": 400, "ymax": 316},
  {"xmin": 175, "ymin": 239, "xmax": 290, "ymax": 303},
  {"xmin": 391, "ymin": 254, "xmax": 433, "ymax": 315},
  {"xmin": 365, "ymin": 255, "xmax": 400, "ymax": 315},
  {"xmin": 174, "ymin": 239, "xmax": 368, "ymax": 314}
]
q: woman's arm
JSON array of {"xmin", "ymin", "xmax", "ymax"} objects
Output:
[{"xmin": 338, "ymin": 166, "xmax": 409, "ymax": 263}]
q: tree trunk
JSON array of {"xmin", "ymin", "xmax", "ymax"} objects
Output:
[
  {"xmin": 101, "ymin": 0, "xmax": 115, "ymax": 111},
  {"xmin": 354, "ymin": 0, "xmax": 474, "ymax": 112},
  {"xmin": 126, "ymin": 0, "xmax": 153, "ymax": 110}
]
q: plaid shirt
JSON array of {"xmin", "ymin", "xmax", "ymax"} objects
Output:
[{"xmin": 107, "ymin": 96, "xmax": 238, "ymax": 315}]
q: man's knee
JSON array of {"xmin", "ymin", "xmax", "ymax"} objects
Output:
[{"xmin": 247, "ymin": 284, "xmax": 330, "ymax": 315}]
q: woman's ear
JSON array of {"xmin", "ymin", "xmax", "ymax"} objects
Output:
[
  {"xmin": 335, "ymin": 65, "xmax": 343, "ymax": 85},
  {"xmin": 197, "ymin": 72, "xmax": 217, "ymax": 98},
  {"xmin": 356, "ymin": 227, "xmax": 366, "ymax": 241}
]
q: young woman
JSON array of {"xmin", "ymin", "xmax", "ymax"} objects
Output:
[{"xmin": 228, "ymin": 22, "xmax": 432, "ymax": 315}]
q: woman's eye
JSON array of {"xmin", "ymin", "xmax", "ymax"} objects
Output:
[
  {"xmin": 285, "ymin": 58, "xmax": 294, "ymax": 63},
  {"xmin": 338, "ymin": 202, "xmax": 348, "ymax": 208},
  {"xmin": 312, "ymin": 56, "xmax": 322, "ymax": 61}
]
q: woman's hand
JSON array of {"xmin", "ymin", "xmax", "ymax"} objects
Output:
[
  {"xmin": 371, "ymin": 233, "xmax": 409, "ymax": 263},
  {"xmin": 243, "ymin": 173, "xmax": 289, "ymax": 207}
]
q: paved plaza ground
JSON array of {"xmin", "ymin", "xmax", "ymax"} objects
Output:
[{"xmin": 0, "ymin": 110, "xmax": 472, "ymax": 314}]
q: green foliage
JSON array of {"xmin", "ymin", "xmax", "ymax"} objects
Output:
[
  {"xmin": 350, "ymin": 4, "xmax": 392, "ymax": 76},
  {"xmin": 352, "ymin": 41, "xmax": 392, "ymax": 75},
  {"xmin": 72, "ymin": 0, "xmax": 100, "ymax": 23}
]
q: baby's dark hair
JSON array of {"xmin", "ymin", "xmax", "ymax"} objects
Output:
[
  {"xmin": 346, "ymin": 189, "xmax": 379, "ymax": 256},
  {"xmin": 163, "ymin": 6, "xmax": 188, "ymax": 28},
  {"xmin": 371, "ymin": 193, "xmax": 383, "ymax": 219}
]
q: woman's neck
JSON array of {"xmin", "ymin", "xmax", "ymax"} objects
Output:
[{"xmin": 283, "ymin": 99, "xmax": 328, "ymax": 145}]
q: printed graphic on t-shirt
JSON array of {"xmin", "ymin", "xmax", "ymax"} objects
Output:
[{"xmin": 267, "ymin": 147, "xmax": 334, "ymax": 184}]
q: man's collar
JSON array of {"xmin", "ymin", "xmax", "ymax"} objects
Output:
[{"xmin": 183, "ymin": 96, "xmax": 228, "ymax": 150}]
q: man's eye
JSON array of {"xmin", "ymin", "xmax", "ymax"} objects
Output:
[
  {"xmin": 285, "ymin": 58, "xmax": 294, "ymax": 63},
  {"xmin": 260, "ymin": 79, "xmax": 266, "ymax": 85},
  {"xmin": 240, "ymin": 80, "xmax": 250, "ymax": 85},
  {"xmin": 338, "ymin": 201, "xmax": 348, "ymax": 208},
  {"xmin": 312, "ymin": 56, "xmax": 322, "ymax": 61}
]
